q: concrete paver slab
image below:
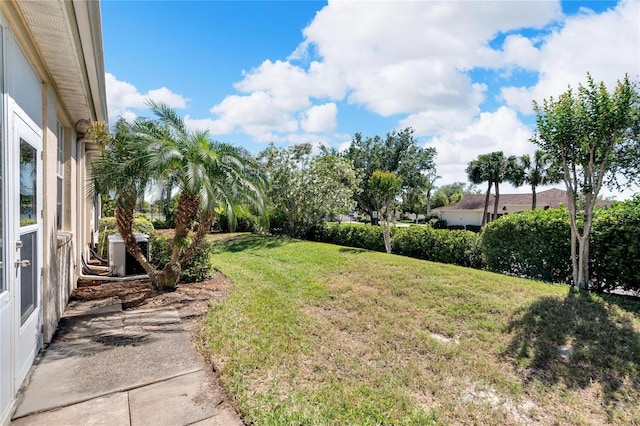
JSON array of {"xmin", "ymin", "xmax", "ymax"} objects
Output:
[
  {"xmin": 11, "ymin": 392, "xmax": 130, "ymax": 426},
  {"xmin": 13, "ymin": 307, "xmax": 204, "ymax": 418},
  {"xmin": 129, "ymin": 370, "xmax": 241, "ymax": 426}
]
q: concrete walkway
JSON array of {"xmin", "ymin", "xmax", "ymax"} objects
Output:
[{"xmin": 10, "ymin": 299, "xmax": 242, "ymax": 426}]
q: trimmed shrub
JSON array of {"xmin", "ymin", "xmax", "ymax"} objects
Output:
[
  {"xmin": 311, "ymin": 223, "xmax": 483, "ymax": 269},
  {"xmin": 481, "ymin": 209, "xmax": 572, "ymax": 283},
  {"xmin": 590, "ymin": 197, "xmax": 640, "ymax": 292},
  {"xmin": 150, "ymin": 235, "xmax": 213, "ymax": 283},
  {"xmin": 97, "ymin": 216, "xmax": 155, "ymax": 259},
  {"xmin": 392, "ymin": 226, "xmax": 484, "ymax": 269},
  {"xmin": 311, "ymin": 223, "xmax": 387, "ymax": 252}
]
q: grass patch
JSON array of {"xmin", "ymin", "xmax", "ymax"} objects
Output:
[{"xmin": 202, "ymin": 234, "xmax": 640, "ymax": 425}]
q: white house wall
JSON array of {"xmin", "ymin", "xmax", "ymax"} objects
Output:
[
  {"xmin": 0, "ymin": 3, "xmax": 104, "ymax": 421},
  {"xmin": 441, "ymin": 210, "xmax": 483, "ymax": 227}
]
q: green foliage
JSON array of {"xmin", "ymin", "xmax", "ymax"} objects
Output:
[
  {"xmin": 259, "ymin": 143, "xmax": 360, "ymax": 238},
  {"xmin": 392, "ymin": 226, "xmax": 484, "ymax": 269},
  {"xmin": 481, "ymin": 209, "xmax": 572, "ymax": 283},
  {"xmin": 590, "ymin": 196, "xmax": 640, "ymax": 292},
  {"xmin": 97, "ymin": 216, "xmax": 155, "ymax": 258},
  {"xmin": 214, "ymin": 207, "xmax": 261, "ymax": 233},
  {"xmin": 343, "ymin": 128, "xmax": 437, "ymax": 215},
  {"xmin": 150, "ymin": 235, "xmax": 213, "ymax": 282},
  {"xmin": 532, "ymin": 73, "xmax": 639, "ymax": 288},
  {"xmin": 101, "ymin": 193, "xmax": 116, "ymax": 217},
  {"xmin": 431, "ymin": 182, "xmax": 477, "ymax": 209}
]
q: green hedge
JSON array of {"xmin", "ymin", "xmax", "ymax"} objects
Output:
[
  {"xmin": 392, "ymin": 226, "xmax": 484, "ymax": 269},
  {"xmin": 311, "ymin": 224, "xmax": 483, "ymax": 269},
  {"xmin": 481, "ymin": 209, "xmax": 572, "ymax": 283},
  {"xmin": 590, "ymin": 197, "xmax": 640, "ymax": 292},
  {"xmin": 150, "ymin": 235, "xmax": 214, "ymax": 283},
  {"xmin": 97, "ymin": 216, "xmax": 155, "ymax": 259},
  {"xmin": 311, "ymin": 223, "xmax": 387, "ymax": 252}
]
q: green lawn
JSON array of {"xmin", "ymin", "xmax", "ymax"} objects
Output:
[{"xmin": 201, "ymin": 234, "xmax": 640, "ymax": 425}]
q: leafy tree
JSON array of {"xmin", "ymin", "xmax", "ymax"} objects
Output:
[
  {"xmin": 369, "ymin": 170, "xmax": 402, "ymax": 254},
  {"xmin": 532, "ymin": 73, "xmax": 639, "ymax": 289},
  {"xmin": 258, "ymin": 143, "xmax": 360, "ymax": 238},
  {"xmin": 431, "ymin": 182, "xmax": 479, "ymax": 209},
  {"xmin": 401, "ymin": 169, "xmax": 439, "ymax": 221},
  {"xmin": 90, "ymin": 102, "xmax": 267, "ymax": 290},
  {"xmin": 343, "ymin": 127, "xmax": 436, "ymax": 219},
  {"xmin": 466, "ymin": 151, "xmax": 523, "ymax": 225},
  {"xmin": 520, "ymin": 150, "xmax": 562, "ymax": 209}
]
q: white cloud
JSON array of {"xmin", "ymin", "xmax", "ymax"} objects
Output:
[
  {"xmin": 502, "ymin": 34, "xmax": 541, "ymax": 70},
  {"xmin": 428, "ymin": 107, "xmax": 534, "ymax": 192},
  {"xmin": 300, "ymin": 103, "xmax": 337, "ymax": 133},
  {"xmin": 205, "ymin": 1, "xmax": 561, "ymax": 143},
  {"xmin": 502, "ymin": 0, "xmax": 640, "ymax": 114},
  {"xmin": 207, "ymin": 91, "xmax": 299, "ymax": 142},
  {"xmin": 105, "ymin": 73, "xmax": 189, "ymax": 123}
]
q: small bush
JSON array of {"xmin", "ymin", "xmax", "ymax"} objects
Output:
[
  {"xmin": 150, "ymin": 235, "xmax": 213, "ymax": 282},
  {"xmin": 152, "ymin": 219, "xmax": 174, "ymax": 230},
  {"xmin": 215, "ymin": 209, "xmax": 261, "ymax": 233},
  {"xmin": 97, "ymin": 216, "xmax": 155, "ymax": 258},
  {"xmin": 481, "ymin": 209, "xmax": 572, "ymax": 283}
]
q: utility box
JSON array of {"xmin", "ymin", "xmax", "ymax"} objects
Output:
[{"xmin": 108, "ymin": 233, "xmax": 150, "ymax": 277}]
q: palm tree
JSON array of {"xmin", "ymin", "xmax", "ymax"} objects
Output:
[
  {"xmin": 486, "ymin": 151, "xmax": 524, "ymax": 222},
  {"xmin": 520, "ymin": 150, "xmax": 562, "ymax": 209},
  {"xmin": 90, "ymin": 102, "xmax": 267, "ymax": 290},
  {"xmin": 467, "ymin": 151, "xmax": 523, "ymax": 226},
  {"xmin": 466, "ymin": 154, "xmax": 492, "ymax": 226}
]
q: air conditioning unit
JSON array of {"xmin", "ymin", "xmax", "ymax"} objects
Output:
[{"xmin": 108, "ymin": 233, "xmax": 149, "ymax": 277}]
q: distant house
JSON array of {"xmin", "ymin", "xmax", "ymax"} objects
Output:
[
  {"xmin": 0, "ymin": 1, "xmax": 107, "ymax": 423},
  {"xmin": 433, "ymin": 188, "xmax": 570, "ymax": 227}
]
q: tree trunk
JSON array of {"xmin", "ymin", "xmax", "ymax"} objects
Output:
[
  {"xmin": 493, "ymin": 182, "xmax": 500, "ymax": 222},
  {"xmin": 115, "ymin": 188, "xmax": 158, "ymax": 286},
  {"xmin": 481, "ymin": 181, "xmax": 491, "ymax": 226},
  {"xmin": 180, "ymin": 209, "xmax": 214, "ymax": 267},
  {"xmin": 531, "ymin": 185, "xmax": 537, "ymax": 210},
  {"xmin": 157, "ymin": 262, "xmax": 181, "ymax": 291},
  {"xmin": 381, "ymin": 209, "xmax": 392, "ymax": 254},
  {"xmin": 575, "ymin": 234, "xmax": 590, "ymax": 290},
  {"xmin": 156, "ymin": 193, "xmax": 200, "ymax": 290}
]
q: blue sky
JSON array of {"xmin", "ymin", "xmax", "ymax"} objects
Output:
[{"xmin": 101, "ymin": 0, "xmax": 640, "ymax": 198}]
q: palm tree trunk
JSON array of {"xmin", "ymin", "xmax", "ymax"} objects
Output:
[
  {"xmin": 180, "ymin": 208, "xmax": 214, "ymax": 267},
  {"xmin": 531, "ymin": 184, "xmax": 537, "ymax": 210},
  {"xmin": 482, "ymin": 181, "xmax": 491, "ymax": 226},
  {"xmin": 115, "ymin": 187, "xmax": 158, "ymax": 285},
  {"xmin": 154, "ymin": 193, "xmax": 200, "ymax": 290},
  {"xmin": 493, "ymin": 182, "xmax": 500, "ymax": 222}
]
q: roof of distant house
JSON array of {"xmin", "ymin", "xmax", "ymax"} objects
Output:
[{"xmin": 434, "ymin": 188, "xmax": 570, "ymax": 211}]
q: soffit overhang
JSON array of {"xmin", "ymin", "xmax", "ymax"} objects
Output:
[{"xmin": 7, "ymin": 0, "xmax": 108, "ymax": 126}]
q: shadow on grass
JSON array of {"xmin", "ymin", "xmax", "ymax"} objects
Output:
[
  {"xmin": 216, "ymin": 234, "xmax": 294, "ymax": 253},
  {"xmin": 505, "ymin": 289, "xmax": 640, "ymax": 414},
  {"xmin": 338, "ymin": 247, "xmax": 369, "ymax": 254}
]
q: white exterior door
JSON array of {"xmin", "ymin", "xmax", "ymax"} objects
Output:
[{"xmin": 11, "ymin": 111, "xmax": 42, "ymax": 392}]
